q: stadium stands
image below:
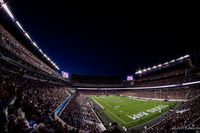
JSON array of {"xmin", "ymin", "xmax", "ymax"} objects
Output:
[
  {"xmin": 0, "ymin": 24, "xmax": 75, "ymax": 133},
  {"xmin": 60, "ymin": 93, "xmax": 101, "ymax": 133},
  {"xmin": 146, "ymin": 95, "xmax": 200, "ymax": 133},
  {"xmin": 1, "ymin": 21, "xmax": 200, "ymax": 133},
  {"xmin": 120, "ymin": 85, "xmax": 200, "ymax": 100},
  {"xmin": 0, "ymin": 25, "xmax": 64, "ymax": 80},
  {"xmin": 134, "ymin": 59, "xmax": 191, "ymax": 87}
]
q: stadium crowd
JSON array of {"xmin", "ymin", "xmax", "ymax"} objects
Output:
[
  {"xmin": 134, "ymin": 75, "xmax": 184, "ymax": 87},
  {"xmin": 0, "ymin": 71, "xmax": 73, "ymax": 133},
  {"xmin": 1, "ymin": 23, "xmax": 200, "ymax": 133},
  {"xmin": 146, "ymin": 95, "xmax": 200, "ymax": 133},
  {"xmin": 134, "ymin": 60, "xmax": 191, "ymax": 87},
  {"xmin": 120, "ymin": 86, "xmax": 200, "ymax": 100},
  {"xmin": 78, "ymin": 85, "xmax": 200, "ymax": 101},
  {"xmin": 60, "ymin": 93, "xmax": 101, "ymax": 133},
  {"xmin": 0, "ymin": 25, "xmax": 63, "ymax": 80},
  {"xmin": 0, "ymin": 24, "xmax": 78, "ymax": 133}
]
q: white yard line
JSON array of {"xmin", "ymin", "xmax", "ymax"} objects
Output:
[
  {"xmin": 92, "ymin": 97, "xmax": 170, "ymax": 127},
  {"xmin": 92, "ymin": 98, "xmax": 128, "ymax": 124},
  {"xmin": 105, "ymin": 107, "xmax": 128, "ymax": 124},
  {"xmin": 92, "ymin": 98, "xmax": 104, "ymax": 109}
]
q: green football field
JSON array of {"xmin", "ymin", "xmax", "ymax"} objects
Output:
[{"xmin": 90, "ymin": 95, "xmax": 176, "ymax": 128}]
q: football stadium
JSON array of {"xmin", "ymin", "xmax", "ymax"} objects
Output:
[
  {"xmin": 90, "ymin": 95, "xmax": 176, "ymax": 128},
  {"xmin": 0, "ymin": 1, "xmax": 199, "ymax": 133}
]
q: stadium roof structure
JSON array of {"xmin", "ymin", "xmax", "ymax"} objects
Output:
[
  {"xmin": 0, "ymin": 0, "xmax": 59, "ymax": 70},
  {"xmin": 135, "ymin": 54, "xmax": 190, "ymax": 75}
]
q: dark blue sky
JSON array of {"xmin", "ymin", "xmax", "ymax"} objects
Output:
[{"xmin": 1, "ymin": 0, "xmax": 198, "ymax": 77}]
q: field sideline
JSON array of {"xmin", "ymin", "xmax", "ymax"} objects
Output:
[{"xmin": 90, "ymin": 95, "xmax": 176, "ymax": 128}]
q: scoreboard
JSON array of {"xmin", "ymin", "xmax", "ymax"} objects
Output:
[
  {"xmin": 127, "ymin": 75, "xmax": 134, "ymax": 81},
  {"xmin": 62, "ymin": 71, "xmax": 69, "ymax": 78}
]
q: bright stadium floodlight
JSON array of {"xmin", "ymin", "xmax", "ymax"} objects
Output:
[
  {"xmin": 164, "ymin": 62, "xmax": 169, "ymax": 65},
  {"xmin": 136, "ymin": 70, "xmax": 142, "ymax": 74},
  {"xmin": 177, "ymin": 56, "xmax": 184, "ymax": 61},
  {"xmin": 56, "ymin": 66, "xmax": 60, "ymax": 70},
  {"xmin": 49, "ymin": 60, "xmax": 60, "ymax": 70},
  {"xmin": 25, "ymin": 32, "xmax": 32, "ymax": 41},
  {"xmin": 52, "ymin": 62, "xmax": 56, "ymax": 66},
  {"xmin": 2, "ymin": 3, "xmax": 15, "ymax": 20},
  {"xmin": 153, "ymin": 66, "xmax": 157, "ymax": 69},
  {"xmin": 135, "ymin": 70, "xmax": 142, "ymax": 74},
  {"xmin": 16, "ymin": 21, "xmax": 25, "ymax": 33},
  {"xmin": 147, "ymin": 67, "xmax": 151, "ymax": 71},
  {"xmin": 39, "ymin": 49, "xmax": 43, "ymax": 54},
  {"xmin": 143, "ymin": 69, "xmax": 146, "ymax": 72},
  {"xmin": 32, "ymin": 42, "xmax": 39, "ymax": 48},
  {"xmin": 43, "ymin": 54, "xmax": 47, "ymax": 58},
  {"xmin": 53, "ymin": 63, "xmax": 59, "ymax": 70},
  {"xmin": 170, "ymin": 59, "xmax": 175, "ymax": 63},
  {"xmin": 47, "ymin": 57, "xmax": 50, "ymax": 61},
  {"xmin": 184, "ymin": 55, "xmax": 189, "ymax": 58},
  {"xmin": 158, "ymin": 64, "xmax": 162, "ymax": 67}
]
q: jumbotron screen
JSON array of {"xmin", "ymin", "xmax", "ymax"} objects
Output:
[
  {"xmin": 127, "ymin": 75, "xmax": 134, "ymax": 81},
  {"xmin": 62, "ymin": 71, "xmax": 69, "ymax": 78}
]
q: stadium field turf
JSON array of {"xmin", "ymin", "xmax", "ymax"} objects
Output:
[{"xmin": 90, "ymin": 95, "xmax": 176, "ymax": 128}]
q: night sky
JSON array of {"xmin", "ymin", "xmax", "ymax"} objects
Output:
[{"xmin": 1, "ymin": 0, "xmax": 198, "ymax": 77}]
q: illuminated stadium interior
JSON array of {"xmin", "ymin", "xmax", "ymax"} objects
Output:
[{"xmin": 0, "ymin": 1, "xmax": 200, "ymax": 133}]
